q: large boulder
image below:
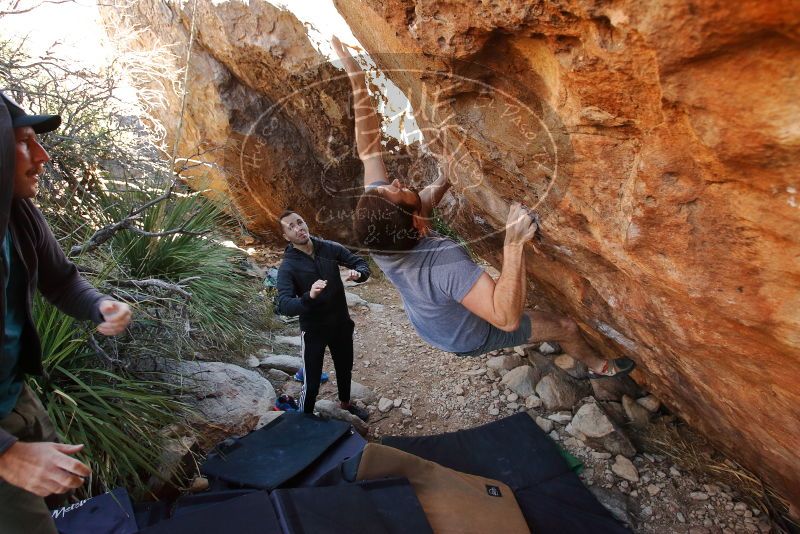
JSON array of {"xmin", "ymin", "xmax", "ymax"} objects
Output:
[
  {"xmin": 147, "ymin": 359, "xmax": 277, "ymax": 449},
  {"xmin": 98, "ymin": 0, "xmax": 362, "ymax": 239},
  {"xmin": 333, "ymin": 0, "xmax": 800, "ymax": 506}
]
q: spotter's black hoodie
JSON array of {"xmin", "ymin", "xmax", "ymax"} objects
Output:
[{"xmin": 276, "ymin": 237, "xmax": 370, "ymax": 332}]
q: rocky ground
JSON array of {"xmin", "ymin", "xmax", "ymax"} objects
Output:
[{"xmin": 236, "ymin": 248, "xmax": 781, "ymax": 534}]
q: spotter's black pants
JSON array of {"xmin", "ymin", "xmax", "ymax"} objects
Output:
[{"xmin": 299, "ymin": 320, "xmax": 354, "ymax": 413}]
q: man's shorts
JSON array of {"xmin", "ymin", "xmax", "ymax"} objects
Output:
[
  {"xmin": 0, "ymin": 384, "xmax": 59, "ymax": 534},
  {"xmin": 456, "ymin": 313, "xmax": 532, "ymax": 357}
]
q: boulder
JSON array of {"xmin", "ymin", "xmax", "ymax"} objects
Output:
[
  {"xmin": 273, "ymin": 336, "xmax": 301, "ymax": 348},
  {"xmin": 568, "ymin": 402, "xmax": 636, "ymax": 458},
  {"xmin": 553, "ymin": 354, "xmax": 589, "ymax": 380},
  {"xmin": 501, "ymin": 365, "xmax": 538, "ymax": 398},
  {"xmin": 332, "ymin": 0, "xmax": 800, "ymax": 505},
  {"xmin": 534, "ymin": 416, "xmax": 554, "ymax": 433},
  {"xmin": 534, "ymin": 373, "xmax": 581, "ymax": 411},
  {"xmin": 350, "ymin": 381, "xmax": 377, "ymax": 404},
  {"xmin": 314, "ymin": 400, "xmax": 368, "ymax": 436},
  {"xmin": 258, "ymin": 354, "xmax": 303, "ymax": 374},
  {"xmin": 146, "ymin": 359, "xmax": 277, "ymax": 449},
  {"xmin": 590, "ymin": 375, "xmax": 644, "ymax": 402},
  {"xmin": 611, "ymin": 455, "xmax": 640, "ymax": 483},
  {"xmin": 486, "ymin": 354, "xmax": 524, "ymax": 371},
  {"xmin": 622, "ymin": 395, "xmax": 652, "ymax": 427},
  {"xmin": 345, "ymin": 291, "xmax": 368, "ymax": 308},
  {"xmin": 98, "ymin": 0, "xmax": 362, "ymax": 239},
  {"xmin": 147, "ymin": 433, "xmax": 200, "ymax": 497},
  {"xmin": 378, "ymin": 397, "xmax": 394, "ymax": 412},
  {"xmin": 538, "ymin": 342, "xmax": 560, "ymax": 355},
  {"xmin": 525, "ymin": 395, "xmax": 543, "ymax": 409},
  {"xmin": 637, "ymin": 395, "xmax": 662, "ymax": 413}
]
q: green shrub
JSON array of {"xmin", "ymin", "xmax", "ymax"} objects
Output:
[{"xmin": 29, "ymin": 296, "xmax": 189, "ymax": 498}]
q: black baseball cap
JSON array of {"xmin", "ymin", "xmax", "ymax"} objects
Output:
[{"xmin": 1, "ymin": 91, "xmax": 61, "ymax": 134}]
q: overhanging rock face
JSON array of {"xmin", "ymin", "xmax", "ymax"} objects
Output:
[
  {"xmin": 99, "ymin": 0, "xmax": 363, "ymax": 240},
  {"xmin": 333, "ymin": 0, "xmax": 800, "ymax": 506}
]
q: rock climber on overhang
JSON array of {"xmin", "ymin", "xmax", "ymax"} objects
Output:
[{"xmin": 331, "ymin": 36, "xmax": 635, "ymax": 379}]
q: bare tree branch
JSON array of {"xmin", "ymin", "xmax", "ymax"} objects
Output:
[
  {"xmin": 112, "ymin": 277, "xmax": 200, "ymax": 299},
  {"xmin": 0, "ymin": 0, "xmax": 75, "ymax": 17}
]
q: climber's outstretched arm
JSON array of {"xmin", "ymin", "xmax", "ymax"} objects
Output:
[
  {"xmin": 331, "ymin": 37, "xmax": 388, "ymax": 188},
  {"xmin": 419, "ymin": 139, "xmax": 453, "ymax": 218}
]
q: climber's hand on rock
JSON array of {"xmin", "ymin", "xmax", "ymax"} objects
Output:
[
  {"xmin": 331, "ymin": 36, "xmax": 363, "ymax": 77},
  {"xmin": 504, "ymin": 202, "xmax": 538, "ymax": 246},
  {"xmin": 310, "ymin": 279, "xmax": 327, "ymax": 299}
]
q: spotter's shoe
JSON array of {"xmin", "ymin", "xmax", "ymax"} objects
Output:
[{"xmin": 294, "ymin": 368, "xmax": 329, "ymax": 384}]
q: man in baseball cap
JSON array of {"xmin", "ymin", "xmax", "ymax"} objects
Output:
[
  {"xmin": 1, "ymin": 91, "xmax": 61, "ymax": 134},
  {"xmin": 0, "ymin": 90, "xmax": 132, "ymax": 533}
]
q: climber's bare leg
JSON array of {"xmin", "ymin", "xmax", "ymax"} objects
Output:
[
  {"xmin": 331, "ymin": 36, "xmax": 388, "ymax": 187},
  {"xmin": 524, "ymin": 310, "xmax": 607, "ymax": 372}
]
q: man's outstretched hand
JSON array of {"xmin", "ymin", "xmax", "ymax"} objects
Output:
[
  {"xmin": 346, "ymin": 270, "xmax": 362, "ymax": 282},
  {"xmin": 504, "ymin": 202, "xmax": 538, "ymax": 247},
  {"xmin": 97, "ymin": 299, "xmax": 132, "ymax": 336},
  {"xmin": 0, "ymin": 442, "xmax": 91, "ymax": 497}
]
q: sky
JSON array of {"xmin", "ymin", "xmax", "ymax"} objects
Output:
[{"xmin": 0, "ymin": 0, "xmax": 419, "ymax": 142}]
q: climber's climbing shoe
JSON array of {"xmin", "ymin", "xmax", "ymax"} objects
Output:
[{"xmin": 585, "ymin": 357, "xmax": 636, "ymax": 380}]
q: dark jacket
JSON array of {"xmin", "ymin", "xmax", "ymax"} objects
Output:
[
  {"xmin": 0, "ymin": 96, "xmax": 107, "ymax": 453},
  {"xmin": 276, "ymin": 237, "xmax": 370, "ymax": 331}
]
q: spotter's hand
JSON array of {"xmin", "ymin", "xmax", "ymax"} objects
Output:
[
  {"xmin": 310, "ymin": 279, "xmax": 328, "ymax": 299},
  {"xmin": 97, "ymin": 300, "xmax": 132, "ymax": 336}
]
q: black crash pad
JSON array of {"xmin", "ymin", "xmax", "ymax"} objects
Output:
[
  {"xmin": 381, "ymin": 412, "xmax": 630, "ymax": 534},
  {"xmin": 271, "ymin": 477, "xmax": 432, "ymax": 534},
  {"xmin": 201, "ymin": 412, "xmax": 350, "ymax": 490},
  {"xmin": 138, "ymin": 491, "xmax": 280, "ymax": 534},
  {"xmin": 51, "ymin": 487, "xmax": 137, "ymax": 534}
]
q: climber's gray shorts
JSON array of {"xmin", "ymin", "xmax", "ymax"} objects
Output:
[{"xmin": 455, "ymin": 313, "xmax": 532, "ymax": 357}]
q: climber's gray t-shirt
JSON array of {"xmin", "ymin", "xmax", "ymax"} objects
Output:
[{"xmin": 372, "ymin": 235, "xmax": 490, "ymax": 353}]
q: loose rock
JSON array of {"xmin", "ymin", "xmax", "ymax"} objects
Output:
[
  {"xmin": 350, "ymin": 381, "xmax": 378, "ymax": 404},
  {"xmin": 535, "ymin": 372, "xmax": 582, "ymax": 410},
  {"xmin": 314, "ymin": 399, "xmax": 368, "ymax": 436},
  {"xmin": 611, "ymin": 455, "xmax": 639, "ymax": 482},
  {"xmin": 534, "ymin": 416, "xmax": 554, "ymax": 433},
  {"xmin": 622, "ymin": 394, "xmax": 651, "ymax": 427},
  {"xmin": 378, "ymin": 397, "xmax": 394, "ymax": 412},
  {"xmin": 274, "ymin": 335, "xmax": 301, "ymax": 347},
  {"xmin": 569, "ymin": 402, "xmax": 636, "ymax": 457},
  {"xmin": 637, "ymin": 394, "xmax": 661, "ymax": 413},
  {"xmin": 487, "ymin": 354, "xmax": 524, "ymax": 370},
  {"xmin": 525, "ymin": 395, "xmax": 542, "ymax": 409},
  {"xmin": 539, "ymin": 342, "xmax": 559, "ymax": 355},
  {"xmin": 258, "ymin": 354, "xmax": 303, "ymax": 373},
  {"xmin": 501, "ymin": 365, "xmax": 539, "ymax": 398}
]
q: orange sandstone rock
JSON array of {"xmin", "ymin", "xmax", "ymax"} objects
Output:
[{"xmin": 333, "ymin": 0, "xmax": 800, "ymax": 508}]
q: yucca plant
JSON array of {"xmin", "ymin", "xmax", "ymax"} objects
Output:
[
  {"xmin": 29, "ymin": 296, "xmax": 188, "ymax": 498},
  {"xmin": 107, "ymin": 190, "xmax": 267, "ymax": 352}
]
